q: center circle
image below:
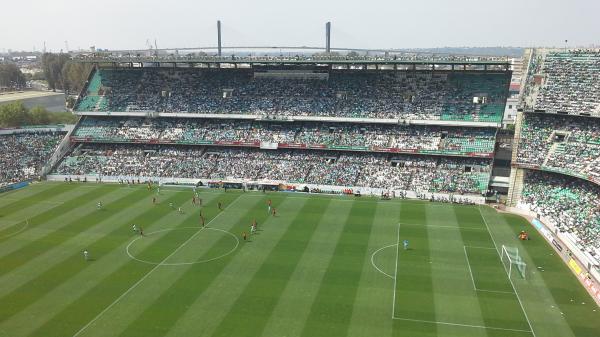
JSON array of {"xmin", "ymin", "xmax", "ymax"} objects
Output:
[{"xmin": 126, "ymin": 227, "xmax": 239, "ymax": 266}]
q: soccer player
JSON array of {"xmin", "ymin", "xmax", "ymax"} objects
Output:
[
  {"xmin": 250, "ymin": 224, "xmax": 255, "ymax": 235},
  {"xmin": 178, "ymin": 207, "xmax": 183, "ymax": 214},
  {"xmin": 272, "ymin": 207, "xmax": 276, "ymax": 217},
  {"xmin": 152, "ymin": 197, "xmax": 157, "ymax": 205},
  {"xmin": 218, "ymin": 201, "xmax": 223, "ymax": 210},
  {"xmin": 139, "ymin": 227, "xmax": 144, "ymax": 236},
  {"xmin": 403, "ymin": 239, "xmax": 409, "ymax": 250},
  {"xmin": 242, "ymin": 231, "xmax": 247, "ymax": 241},
  {"xmin": 132, "ymin": 224, "xmax": 137, "ymax": 233},
  {"xmin": 97, "ymin": 202, "xmax": 103, "ymax": 210},
  {"xmin": 83, "ymin": 249, "xmax": 89, "ymax": 261}
]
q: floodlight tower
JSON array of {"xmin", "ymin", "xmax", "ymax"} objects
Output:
[
  {"xmin": 325, "ymin": 22, "xmax": 331, "ymax": 53},
  {"xmin": 217, "ymin": 20, "xmax": 222, "ymax": 56}
]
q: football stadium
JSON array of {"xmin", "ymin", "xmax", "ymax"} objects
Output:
[{"xmin": 1, "ymin": 38, "xmax": 600, "ymax": 336}]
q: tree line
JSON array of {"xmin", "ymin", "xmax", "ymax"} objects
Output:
[
  {"xmin": 41, "ymin": 53, "xmax": 92, "ymax": 93},
  {"xmin": 0, "ymin": 101, "xmax": 77, "ymax": 127},
  {"xmin": 1, "ymin": 53, "xmax": 92, "ymax": 93}
]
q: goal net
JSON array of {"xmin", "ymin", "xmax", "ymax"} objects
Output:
[{"xmin": 501, "ymin": 245, "xmax": 527, "ymax": 279}]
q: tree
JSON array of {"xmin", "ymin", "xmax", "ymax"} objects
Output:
[
  {"xmin": 29, "ymin": 106, "xmax": 51, "ymax": 125},
  {"xmin": 48, "ymin": 111, "xmax": 78, "ymax": 124},
  {"xmin": 0, "ymin": 102, "xmax": 77, "ymax": 127},
  {"xmin": 0, "ymin": 101, "xmax": 31, "ymax": 127},
  {"xmin": 41, "ymin": 53, "xmax": 92, "ymax": 93},
  {"xmin": 41, "ymin": 53, "xmax": 71, "ymax": 91},
  {"xmin": 0, "ymin": 63, "xmax": 26, "ymax": 89}
]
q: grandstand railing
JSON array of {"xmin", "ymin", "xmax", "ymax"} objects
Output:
[
  {"xmin": 68, "ymin": 136, "xmax": 495, "ymax": 159},
  {"xmin": 73, "ymin": 111, "xmax": 502, "ymax": 128}
]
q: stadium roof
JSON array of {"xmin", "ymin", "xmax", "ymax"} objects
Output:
[{"xmin": 75, "ymin": 55, "xmax": 511, "ymax": 69}]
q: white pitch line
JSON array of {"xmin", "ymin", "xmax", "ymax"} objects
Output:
[
  {"xmin": 398, "ymin": 222, "xmax": 486, "ymax": 231},
  {"xmin": 391, "ymin": 316, "xmax": 532, "ymax": 333},
  {"xmin": 72, "ymin": 194, "xmax": 245, "ymax": 337},
  {"xmin": 370, "ymin": 243, "xmax": 397, "ymax": 279},
  {"xmin": 464, "ymin": 245, "xmax": 496, "ymax": 250},
  {"xmin": 478, "ymin": 205, "xmax": 536, "ymax": 337},
  {"xmin": 391, "ymin": 222, "xmax": 400, "ymax": 318},
  {"xmin": 463, "ymin": 246, "xmax": 477, "ymax": 291},
  {"xmin": 126, "ymin": 227, "xmax": 239, "ymax": 266},
  {"xmin": 476, "ymin": 289, "xmax": 516, "ymax": 295}
]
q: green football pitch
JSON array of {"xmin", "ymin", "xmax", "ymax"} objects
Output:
[{"xmin": 0, "ymin": 182, "xmax": 598, "ymax": 337}]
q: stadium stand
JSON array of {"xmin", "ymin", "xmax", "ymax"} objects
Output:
[
  {"xmin": 514, "ymin": 49, "xmax": 600, "ymax": 261},
  {"xmin": 74, "ymin": 68, "xmax": 510, "ymax": 122},
  {"xmin": 519, "ymin": 170, "xmax": 600, "ymax": 257},
  {"xmin": 534, "ymin": 50, "xmax": 600, "ymax": 116},
  {"xmin": 516, "ymin": 113, "xmax": 600, "ymax": 183},
  {"xmin": 71, "ymin": 117, "xmax": 497, "ymax": 156},
  {"xmin": 54, "ymin": 143, "xmax": 492, "ymax": 195},
  {"xmin": 0, "ymin": 131, "xmax": 65, "ymax": 187}
]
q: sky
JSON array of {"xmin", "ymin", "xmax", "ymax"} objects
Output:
[{"xmin": 1, "ymin": 0, "xmax": 599, "ymax": 52}]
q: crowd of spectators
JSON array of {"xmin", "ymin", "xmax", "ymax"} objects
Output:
[
  {"xmin": 520, "ymin": 170, "xmax": 600, "ymax": 256},
  {"xmin": 534, "ymin": 50, "xmax": 600, "ymax": 116},
  {"xmin": 516, "ymin": 113, "xmax": 600, "ymax": 182},
  {"xmin": 73, "ymin": 117, "xmax": 497, "ymax": 155},
  {"xmin": 54, "ymin": 144, "xmax": 492, "ymax": 195},
  {"xmin": 0, "ymin": 132, "xmax": 65, "ymax": 187},
  {"xmin": 75, "ymin": 69, "xmax": 509, "ymax": 122}
]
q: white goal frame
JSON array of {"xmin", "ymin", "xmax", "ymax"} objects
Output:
[{"xmin": 501, "ymin": 245, "xmax": 527, "ymax": 279}]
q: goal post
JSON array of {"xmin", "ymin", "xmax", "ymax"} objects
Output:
[{"xmin": 501, "ymin": 245, "xmax": 527, "ymax": 279}]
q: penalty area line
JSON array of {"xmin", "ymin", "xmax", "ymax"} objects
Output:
[
  {"xmin": 71, "ymin": 194, "xmax": 245, "ymax": 337},
  {"xmin": 391, "ymin": 316, "xmax": 533, "ymax": 334}
]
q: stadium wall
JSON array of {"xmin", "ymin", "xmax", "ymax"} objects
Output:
[{"xmin": 45, "ymin": 174, "xmax": 486, "ymax": 204}]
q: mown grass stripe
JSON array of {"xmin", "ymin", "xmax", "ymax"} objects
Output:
[
  {"xmin": 258, "ymin": 200, "xmax": 355, "ymax": 337},
  {"xmin": 0, "ymin": 187, "xmax": 151, "ymax": 323},
  {"xmin": 345, "ymin": 201, "xmax": 401, "ymax": 337},
  {"xmin": 0, "ymin": 184, "xmax": 73, "ymax": 216},
  {"xmin": 208, "ymin": 197, "xmax": 332, "ymax": 337},
  {"xmin": 114, "ymin": 194, "xmax": 282, "ymax": 337},
  {"xmin": 392, "ymin": 202, "xmax": 438, "ymax": 337},
  {"xmin": 299, "ymin": 200, "xmax": 377, "ymax": 337},
  {"xmin": 0, "ymin": 185, "xmax": 116, "ymax": 271},
  {"xmin": 28, "ymin": 192, "xmax": 239, "ymax": 337}
]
